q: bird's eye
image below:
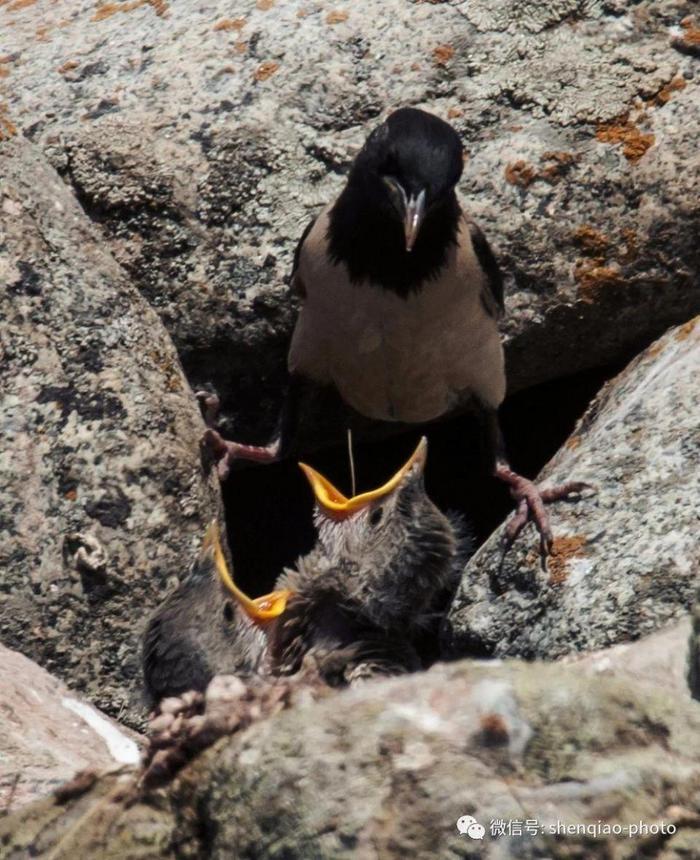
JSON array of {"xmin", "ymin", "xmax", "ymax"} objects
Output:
[
  {"xmin": 369, "ymin": 506, "xmax": 384, "ymax": 526},
  {"xmin": 223, "ymin": 601, "xmax": 235, "ymax": 622}
]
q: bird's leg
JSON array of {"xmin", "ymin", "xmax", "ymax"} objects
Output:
[
  {"xmin": 482, "ymin": 408, "xmax": 589, "ymax": 557},
  {"xmin": 196, "ymin": 390, "xmax": 222, "ymax": 427},
  {"xmin": 200, "ymin": 375, "xmax": 303, "ymax": 480},
  {"xmin": 201, "ymin": 429, "xmax": 282, "ymax": 479}
]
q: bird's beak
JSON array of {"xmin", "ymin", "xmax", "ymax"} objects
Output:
[
  {"xmin": 403, "ymin": 189, "xmax": 426, "ymax": 253},
  {"xmin": 299, "ymin": 437, "xmax": 428, "ymax": 519},
  {"xmin": 202, "ymin": 521, "xmax": 291, "ymax": 623}
]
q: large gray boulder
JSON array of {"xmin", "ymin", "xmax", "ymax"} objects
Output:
[
  {"xmin": 1, "ymin": 627, "xmax": 698, "ymax": 859},
  {"xmin": 0, "ymin": 139, "xmax": 221, "ymax": 727},
  {"xmin": 690, "ymin": 586, "xmax": 700, "ymax": 700},
  {"xmin": 443, "ymin": 317, "xmax": 700, "ymax": 660},
  {"xmin": 1, "ymin": 0, "xmax": 698, "ymax": 440}
]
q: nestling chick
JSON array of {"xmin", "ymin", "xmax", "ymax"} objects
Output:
[
  {"xmin": 142, "ymin": 523, "xmax": 289, "ymax": 703},
  {"xmin": 203, "ymin": 107, "xmax": 586, "ymax": 555},
  {"xmin": 271, "ymin": 438, "xmax": 469, "ymax": 684}
]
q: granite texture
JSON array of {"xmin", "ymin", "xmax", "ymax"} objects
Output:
[
  {"xmin": 1, "ymin": 629, "xmax": 698, "ymax": 859},
  {"xmin": 0, "ymin": 138, "xmax": 221, "ymax": 728},
  {"xmin": 1, "ymin": 0, "xmax": 698, "ymax": 442},
  {"xmin": 443, "ymin": 317, "xmax": 700, "ymax": 659}
]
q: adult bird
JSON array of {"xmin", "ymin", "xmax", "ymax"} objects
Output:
[{"xmin": 202, "ymin": 108, "xmax": 584, "ymax": 552}]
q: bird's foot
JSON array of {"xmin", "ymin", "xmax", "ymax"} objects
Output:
[
  {"xmin": 201, "ymin": 428, "xmax": 280, "ymax": 480},
  {"xmin": 495, "ymin": 461, "xmax": 590, "ymax": 559}
]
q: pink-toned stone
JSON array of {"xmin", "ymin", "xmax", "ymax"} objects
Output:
[{"xmin": 0, "ymin": 644, "xmax": 144, "ymax": 811}]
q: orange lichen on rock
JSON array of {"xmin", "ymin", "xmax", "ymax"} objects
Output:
[
  {"xmin": 8, "ymin": 0, "xmax": 36, "ymax": 10},
  {"xmin": 565, "ymin": 435, "xmax": 582, "ymax": 451},
  {"xmin": 645, "ymin": 341, "xmax": 665, "ymax": 358},
  {"xmin": 672, "ymin": 17, "xmax": 700, "ymax": 55},
  {"xmin": 0, "ymin": 105, "xmax": 17, "ymax": 141},
  {"xmin": 649, "ymin": 75, "xmax": 686, "ymax": 107},
  {"xmin": 548, "ymin": 535, "xmax": 587, "ymax": 586},
  {"xmin": 573, "ymin": 225, "xmax": 610, "ymax": 257},
  {"xmin": 575, "ymin": 261, "xmax": 624, "ymax": 303},
  {"xmin": 257, "ymin": 0, "xmax": 275, "ymax": 8},
  {"xmin": 149, "ymin": 0, "xmax": 169, "ymax": 16},
  {"xmin": 596, "ymin": 119, "xmax": 655, "ymax": 163},
  {"xmin": 539, "ymin": 150, "xmax": 579, "ymax": 182},
  {"xmin": 92, "ymin": 1, "xmax": 145, "ymax": 21},
  {"xmin": 326, "ymin": 10, "xmax": 348, "ymax": 24},
  {"xmin": 504, "ymin": 160, "xmax": 536, "ymax": 187},
  {"xmin": 254, "ymin": 61, "xmax": 279, "ymax": 81},
  {"xmin": 214, "ymin": 17, "xmax": 245, "ymax": 31},
  {"xmin": 58, "ymin": 59, "xmax": 81, "ymax": 74},
  {"xmin": 433, "ymin": 44, "xmax": 454, "ymax": 66},
  {"xmin": 234, "ymin": 41, "xmax": 247, "ymax": 54},
  {"xmin": 91, "ymin": 0, "xmax": 167, "ymax": 21},
  {"xmin": 505, "ymin": 152, "xmax": 578, "ymax": 187},
  {"xmin": 674, "ymin": 317, "xmax": 699, "ymax": 341},
  {"xmin": 447, "ymin": 106, "xmax": 463, "ymax": 119},
  {"xmin": 541, "ymin": 150, "xmax": 578, "ymax": 164},
  {"xmin": 683, "ymin": 25, "xmax": 700, "ymax": 44},
  {"xmin": 479, "ymin": 713, "xmax": 509, "ymax": 745}
]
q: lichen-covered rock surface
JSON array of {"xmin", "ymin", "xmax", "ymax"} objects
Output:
[
  {"xmin": 0, "ymin": 139, "xmax": 221, "ymax": 728},
  {"xmin": 444, "ymin": 317, "xmax": 700, "ymax": 660},
  {"xmin": 1, "ymin": 0, "xmax": 698, "ymax": 441},
  {"xmin": 1, "ymin": 628, "xmax": 698, "ymax": 859}
]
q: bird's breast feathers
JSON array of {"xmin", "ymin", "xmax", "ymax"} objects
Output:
[{"xmin": 288, "ymin": 210, "xmax": 505, "ymax": 423}]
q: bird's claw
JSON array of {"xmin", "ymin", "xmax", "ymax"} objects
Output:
[{"xmin": 497, "ymin": 463, "xmax": 592, "ymax": 564}]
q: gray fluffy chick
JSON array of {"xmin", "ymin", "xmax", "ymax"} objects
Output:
[
  {"xmin": 267, "ymin": 437, "xmax": 470, "ymax": 685},
  {"xmin": 142, "ymin": 523, "xmax": 288, "ymax": 704}
]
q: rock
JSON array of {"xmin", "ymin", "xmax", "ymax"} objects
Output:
[
  {"xmin": 1, "ymin": 1, "xmax": 698, "ymax": 441},
  {"xmin": 690, "ymin": 588, "xmax": 700, "ymax": 700},
  {"xmin": 559, "ymin": 618, "xmax": 693, "ymax": 699},
  {"xmin": 443, "ymin": 317, "xmax": 700, "ymax": 660},
  {"xmin": 0, "ymin": 138, "xmax": 221, "ymax": 728},
  {"xmin": 0, "ymin": 644, "xmax": 143, "ymax": 812},
  {"xmin": 2, "ymin": 637, "xmax": 699, "ymax": 858}
]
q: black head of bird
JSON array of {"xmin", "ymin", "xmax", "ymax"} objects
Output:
[
  {"xmin": 328, "ymin": 107, "xmax": 464, "ymax": 288},
  {"xmin": 142, "ymin": 522, "xmax": 290, "ymax": 703},
  {"xmin": 351, "ymin": 107, "xmax": 463, "ymax": 250}
]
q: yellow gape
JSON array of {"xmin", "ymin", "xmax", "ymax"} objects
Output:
[
  {"xmin": 299, "ymin": 436, "xmax": 427, "ymax": 518},
  {"xmin": 203, "ymin": 521, "xmax": 291, "ymax": 623}
]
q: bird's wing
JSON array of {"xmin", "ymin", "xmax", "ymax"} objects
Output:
[
  {"xmin": 465, "ymin": 218, "xmax": 504, "ymax": 319},
  {"xmin": 290, "ymin": 215, "xmax": 319, "ymax": 299},
  {"xmin": 142, "ymin": 611, "xmax": 213, "ymax": 702}
]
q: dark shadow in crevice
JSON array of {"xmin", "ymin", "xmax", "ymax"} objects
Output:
[{"xmin": 223, "ymin": 360, "xmax": 628, "ymax": 599}]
